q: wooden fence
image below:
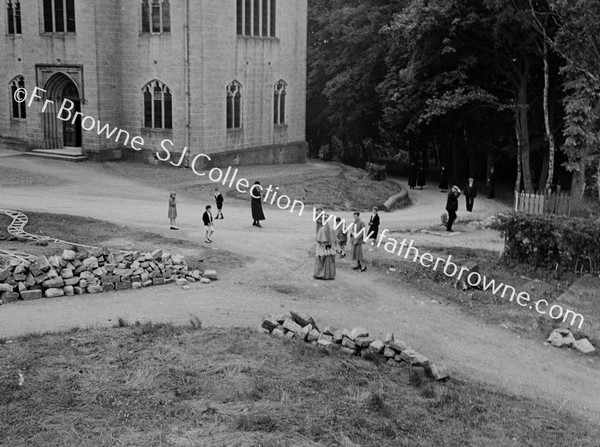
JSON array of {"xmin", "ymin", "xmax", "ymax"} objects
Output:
[{"xmin": 514, "ymin": 190, "xmax": 572, "ymax": 216}]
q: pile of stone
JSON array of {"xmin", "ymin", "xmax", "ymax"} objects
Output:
[
  {"xmin": 466, "ymin": 215, "xmax": 502, "ymax": 230},
  {"xmin": 261, "ymin": 311, "xmax": 450, "ymax": 381},
  {"xmin": 547, "ymin": 328, "xmax": 596, "ymax": 354},
  {"xmin": 0, "ymin": 247, "xmax": 218, "ymax": 304}
]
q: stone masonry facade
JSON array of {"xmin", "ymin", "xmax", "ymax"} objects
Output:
[{"xmin": 0, "ymin": 0, "xmax": 307, "ymax": 165}]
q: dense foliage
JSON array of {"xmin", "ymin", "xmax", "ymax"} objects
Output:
[
  {"xmin": 307, "ymin": 0, "xmax": 600, "ymax": 201},
  {"xmin": 499, "ymin": 213, "xmax": 600, "ymax": 273}
]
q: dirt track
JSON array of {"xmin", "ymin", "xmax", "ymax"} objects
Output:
[{"xmin": 1, "ymin": 152, "xmax": 600, "ymax": 425}]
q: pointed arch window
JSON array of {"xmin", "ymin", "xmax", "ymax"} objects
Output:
[
  {"xmin": 10, "ymin": 76, "xmax": 26, "ymax": 119},
  {"xmin": 7, "ymin": 1, "xmax": 22, "ymax": 35},
  {"xmin": 143, "ymin": 80, "xmax": 172, "ymax": 129},
  {"xmin": 141, "ymin": 0, "xmax": 170, "ymax": 34},
  {"xmin": 273, "ymin": 80, "xmax": 286, "ymax": 125},
  {"xmin": 226, "ymin": 81, "xmax": 242, "ymax": 130}
]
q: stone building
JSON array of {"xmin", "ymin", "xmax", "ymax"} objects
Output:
[{"xmin": 0, "ymin": 0, "xmax": 307, "ymax": 165}]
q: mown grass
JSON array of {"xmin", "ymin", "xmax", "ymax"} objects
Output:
[{"xmin": 1, "ymin": 323, "xmax": 598, "ymax": 447}]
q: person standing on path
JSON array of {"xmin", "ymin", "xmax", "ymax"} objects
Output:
[
  {"xmin": 313, "ymin": 214, "xmax": 337, "ymax": 280},
  {"xmin": 214, "ymin": 188, "xmax": 224, "ymax": 219},
  {"xmin": 445, "ymin": 186, "xmax": 460, "ymax": 232},
  {"xmin": 417, "ymin": 163, "xmax": 426, "ymax": 190},
  {"xmin": 487, "ymin": 166, "xmax": 497, "ymax": 199},
  {"xmin": 168, "ymin": 192, "xmax": 178, "ymax": 230},
  {"xmin": 350, "ymin": 212, "xmax": 367, "ymax": 272},
  {"xmin": 368, "ymin": 207, "xmax": 380, "ymax": 250},
  {"xmin": 250, "ymin": 181, "xmax": 265, "ymax": 227},
  {"xmin": 315, "ymin": 207, "xmax": 323, "ymax": 234},
  {"xmin": 464, "ymin": 178, "xmax": 477, "ymax": 212},
  {"xmin": 439, "ymin": 166, "xmax": 448, "ymax": 192},
  {"xmin": 408, "ymin": 162, "xmax": 417, "ymax": 190},
  {"xmin": 202, "ymin": 205, "xmax": 214, "ymax": 243}
]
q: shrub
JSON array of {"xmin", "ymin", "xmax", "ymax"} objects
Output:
[
  {"xmin": 499, "ymin": 213, "xmax": 600, "ymax": 273},
  {"xmin": 365, "ymin": 162, "xmax": 387, "ymax": 181}
]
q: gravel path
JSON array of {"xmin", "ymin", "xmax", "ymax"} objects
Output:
[{"xmin": 1, "ymin": 155, "xmax": 599, "ymax": 425}]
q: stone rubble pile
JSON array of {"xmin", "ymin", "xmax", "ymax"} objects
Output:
[
  {"xmin": 261, "ymin": 311, "xmax": 450, "ymax": 381},
  {"xmin": 0, "ymin": 247, "xmax": 218, "ymax": 304},
  {"xmin": 547, "ymin": 328, "xmax": 596, "ymax": 354}
]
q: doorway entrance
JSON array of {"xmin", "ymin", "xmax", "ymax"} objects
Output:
[{"xmin": 42, "ymin": 73, "xmax": 82, "ymax": 149}]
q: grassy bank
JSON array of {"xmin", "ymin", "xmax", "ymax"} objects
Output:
[{"xmin": 1, "ymin": 323, "xmax": 598, "ymax": 447}]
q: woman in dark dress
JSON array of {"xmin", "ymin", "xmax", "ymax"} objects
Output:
[
  {"xmin": 368, "ymin": 207, "xmax": 380, "ymax": 248},
  {"xmin": 408, "ymin": 163, "xmax": 417, "ymax": 189},
  {"xmin": 417, "ymin": 164, "xmax": 426, "ymax": 189},
  {"xmin": 250, "ymin": 181, "xmax": 265, "ymax": 227},
  {"xmin": 439, "ymin": 166, "xmax": 448, "ymax": 192}
]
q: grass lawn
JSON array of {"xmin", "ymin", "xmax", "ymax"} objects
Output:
[
  {"xmin": 1, "ymin": 322, "xmax": 598, "ymax": 447},
  {"xmin": 98, "ymin": 160, "xmax": 405, "ymax": 211},
  {"xmin": 372, "ymin": 241, "xmax": 600, "ymax": 358},
  {"xmin": 0, "ymin": 211, "xmax": 247, "ymax": 271}
]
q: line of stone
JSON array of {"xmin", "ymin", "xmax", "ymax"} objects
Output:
[{"xmin": 0, "ymin": 209, "xmax": 98, "ymax": 257}]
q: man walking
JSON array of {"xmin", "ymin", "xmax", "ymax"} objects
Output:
[
  {"xmin": 445, "ymin": 186, "xmax": 460, "ymax": 232},
  {"xmin": 464, "ymin": 178, "xmax": 477, "ymax": 212}
]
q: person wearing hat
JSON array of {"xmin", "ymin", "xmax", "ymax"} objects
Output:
[
  {"xmin": 464, "ymin": 178, "xmax": 477, "ymax": 212},
  {"xmin": 445, "ymin": 186, "xmax": 461, "ymax": 232}
]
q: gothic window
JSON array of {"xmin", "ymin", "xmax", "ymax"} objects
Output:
[
  {"xmin": 273, "ymin": 80, "xmax": 286, "ymax": 125},
  {"xmin": 143, "ymin": 80, "xmax": 172, "ymax": 129},
  {"xmin": 226, "ymin": 81, "xmax": 242, "ymax": 130},
  {"xmin": 236, "ymin": 0, "xmax": 275, "ymax": 37},
  {"xmin": 10, "ymin": 76, "xmax": 26, "ymax": 119},
  {"xmin": 7, "ymin": 1, "xmax": 21, "ymax": 35},
  {"xmin": 42, "ymin": 0, "xmax": 75, "ymax": 33},
  {"xmin": 141, "ymin": 0, "xmax": 170, "ymax": 34}
]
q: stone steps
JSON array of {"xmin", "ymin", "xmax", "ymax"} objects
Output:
[{"xmin": 24, "ymin": 148, "xmax": 87, "ymax": 162}]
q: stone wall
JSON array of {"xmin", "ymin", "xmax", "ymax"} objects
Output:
[{"xmin": 262, "ymin": 311, "xmax": 450, "ymax": 381}]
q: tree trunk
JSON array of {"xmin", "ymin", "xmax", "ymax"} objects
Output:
[
  {"xmin": 542, "ymin": 38, "xmax": 556, "ymax": 190},
  {"xmin": 570, "ymin": 161, "xmax": 586, "ymax": 206},
  {"xmin": 514, "ymin": 117, "xmax": 522, "ymax": 192},
  {"xmin": 517, "ymin": 63, "xmax": 534, "ymax": 193},
  {"xmin": 539, "ymin": 154, "xmax": 549, "ymax": 193},
  {"xmin": 597, "ymin": 158, "xmax": 600, "ymax": 203}
]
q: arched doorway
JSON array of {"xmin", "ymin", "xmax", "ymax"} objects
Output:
[{"xmin": 42, "ymin": 73, "xmax": 82, "ymax": 149}]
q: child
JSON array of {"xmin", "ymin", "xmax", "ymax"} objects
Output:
[
  {"xmin": 202, "ymin": 205, "xmax": 214, "ymax": 243},
  {"xmin": 335, "ymin": 217, "xmax": 347, "ymax": 258},
  {"xmin": 214, "ymin": 188, "xmax": 224, "ymax": 219},
  {"xmin": 168, "ymin": 192, "xmax": 178, "ymax": 230}
]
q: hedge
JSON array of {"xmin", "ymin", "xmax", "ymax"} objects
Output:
[
  {"xmin": 365, "ymin": 162, "xmax": 387, "ymax": 181},
  {"xmin": 499, "ymin": 213, "xmax": 600, "ymax": 273}
]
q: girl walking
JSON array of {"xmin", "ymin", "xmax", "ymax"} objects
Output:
[{"xmin": 168, "ymin": 192, "xmax": 178, "ymax": 230}]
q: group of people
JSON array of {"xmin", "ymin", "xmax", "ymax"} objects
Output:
[
  {"xmin": 313, "ymin": 207, "xmax": 380, "ymax": 280},
  {"xmin": 408, "ymin": 162, "xmax": 427, "ymax": 190},
  {"xmin": 442, "ymin": 168, "xmax": 497, "ymax": 232},
  {"xmin": 168, "ymin": 189, "xmax": 225, "ymax": 243}
]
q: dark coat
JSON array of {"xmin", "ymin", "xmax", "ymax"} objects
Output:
[
  {"xmin": 446, "ymin": 192, "xmax": 458, "ymax": 213},
  {"xmin": 408, "ymin": 164, "xmax": 417, "ymax": 187},
  {"xmin": 464, "ymin": 184, "xmax": 477, "ymax": 198},
  {"xmin": 251, "ymin": 185, "xmax": 265, "ymax": 221},
  {"xmin": 439, "ymin": 168, "xmax": 448, "ymax": 190},
  {"xmin": 417, "ymin": 167, "xmax": 426, "ymax": 186},
  {"xmin": 202, "ymin": 211, "xmax": 213, "ymax": 226}
]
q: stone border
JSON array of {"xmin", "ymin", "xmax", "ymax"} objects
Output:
[{"xmin": 261, "ymin": 311, "xmax": 450, "ymax": 381}]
